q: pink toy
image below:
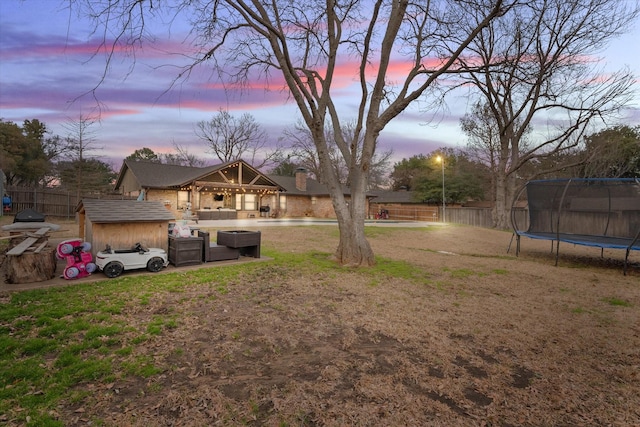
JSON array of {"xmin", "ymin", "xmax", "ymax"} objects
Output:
[{"xmin": 56, "ymin": 239, "xmax": 97, "ymax": 280}]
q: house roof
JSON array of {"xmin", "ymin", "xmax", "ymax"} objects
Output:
[
  {"xmin": 114, "ymin": 160, "xmax": 218, "ymax": 189},
  {"xmin": 369, "ymin": 190, "xmax": 420, "ymax": 204},
  {"xmin": 267, "ymin": 175, "xmax": 334, "ymax": 195},
  {"xmin": 78, "ymin": 199, "xmax": 175, "ymax": 223},
  {"xmin": 267, "ymin": 175, "xmax": 380, "ymax": 197},
  {"xmin": 113, "ymin": 159, "xmax": 381, "ymax": 197},
  {"xmin": 115, "ymin": 159, "xmax": 284, "ymax": 191}
]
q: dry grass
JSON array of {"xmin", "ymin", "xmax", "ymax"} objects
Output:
[{"xmin": 1, "ymin": 218, "xmax": 640, "ymax": 426}]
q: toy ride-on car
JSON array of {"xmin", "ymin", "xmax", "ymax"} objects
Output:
[
  {"xmin": 56, "ymin": 238, "xmax": 97, "ymax": 280},
  {"xmin": 95, "ymin": 242, "xmax": 169, "ymax": 278}
]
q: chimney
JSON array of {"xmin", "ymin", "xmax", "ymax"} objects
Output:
[{"xmin": 295, "ymin": 167, "xmax": 307, "ymax": 191}]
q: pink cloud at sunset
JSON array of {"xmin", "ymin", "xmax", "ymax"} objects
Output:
[{"xmin": 1, "ymin": 0, "xmax": 639, "ymax": 169}]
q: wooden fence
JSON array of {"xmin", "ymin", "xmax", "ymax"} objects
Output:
[
  {"xmin": 369, "ymin": 205, "xmax": 440, "ymax": 222},
  {"xmin": 369, "ymin": 204, "xmax": 529, "ymax": 230},
  {"xmin": 1, "ymin": 187, "xmax": 135, "ymax": 219},
  {"xmin": 2, "ymin": 186, "xmax": 528, "ymax": 230}
]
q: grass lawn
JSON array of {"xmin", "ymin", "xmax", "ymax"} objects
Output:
[{"xmin": 1, "ymin": 222, "xmax": 639, "ymax": 426}]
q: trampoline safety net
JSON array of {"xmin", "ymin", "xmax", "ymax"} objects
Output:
[{"xmin": 511, "ymin": 178, "xmax": 640, "ymax": 274}]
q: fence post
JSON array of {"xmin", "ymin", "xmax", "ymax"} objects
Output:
[{"xmin": 0, "ymin": 169, "xmax": 4, "ymax": 217}]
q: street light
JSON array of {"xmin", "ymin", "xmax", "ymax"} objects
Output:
[{"xmin": 436, "ymin": 155, "xmax": 445, "ymax": 222}]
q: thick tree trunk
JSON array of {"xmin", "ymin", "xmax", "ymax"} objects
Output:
[
  {"xmin": 5, "ymin": 248, "xmax": 57, "ymax": 284},
  {"xmin": 334, "ymin": 215, "xmax": 374, "ymax": 266},
  {"xmin": 331, "ymin": 172, "xmax": 375, "ymax": 267},
  {"xmin": 493, "ymin": 170, "xmax": 517, "ymax": 230},
  {"xmin": 493, "ymin": 172, "xmax": 508, "ymax": 229}
]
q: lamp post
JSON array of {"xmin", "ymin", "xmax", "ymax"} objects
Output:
[{"xmin": 436, "ymin": 155, "xmax": 445, "ymax": 222}]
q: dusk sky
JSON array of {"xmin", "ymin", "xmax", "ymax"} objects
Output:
[{"xmin": 1, "ymin": 0, "xmax": 639, "ymax": 171}]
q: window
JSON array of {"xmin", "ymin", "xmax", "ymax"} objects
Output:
[
  {"xmin": 177, "ymin": 191, "xmax": 189, "ymax": 209},
  {"xmin": 234, "ymin": 194, "xmax": 257, "ymax": 211},
  {"xmin": 244, "ymin": 194, "xmax": 257, "ymax": 211}
]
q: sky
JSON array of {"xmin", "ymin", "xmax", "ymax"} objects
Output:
[{"xmin": 1, "ymin": 0, "xmax": 639, "ymax": 171}]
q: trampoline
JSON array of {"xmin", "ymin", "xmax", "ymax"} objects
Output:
[{"xmin": 510, "ymin": 178, "xmax": 640, "ymax": 274}]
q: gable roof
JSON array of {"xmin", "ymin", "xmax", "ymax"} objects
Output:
[
  {"xmin": 267, "ymin": 175, "xmax": 333, "ymax": 195},
  {"xmin": 113, "ymin": 159, "xmax": 381, "ymax": 197},
  {"xmin": 115, "ymin": 159, "xmax": 284, "ymax": 191},
  {"xmin": 268, "ymin": 175, "xmax": 380, "ymax": 197},
  {"xmin": 114, "ymin": 160, "xmax": 217, "ymax": 189},
  {"xmin": 78, "ymin": 199, "xmax": 175, "ymax": 223}
]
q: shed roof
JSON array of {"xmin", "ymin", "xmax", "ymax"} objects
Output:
[{"xmin": 78, "ymin": 199, "xmax": 175, "ymax": 223}]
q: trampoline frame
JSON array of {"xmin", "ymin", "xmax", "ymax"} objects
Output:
[{"xmin": 510, "ymin": 178, "xmax": 640, "ymax": 274}]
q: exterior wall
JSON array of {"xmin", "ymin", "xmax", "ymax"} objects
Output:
[
  {"xmin": 199, "ymin": 193, "xmax": 228, "ymax": 210},
  {"xmin": 285, "ymin": 195, "xmax": 314, "ymax": 217},
  {"xmin": 237, "ymin": 210, "xmax": 260, "ymax": 219},
  {"xmin": 136, "ymin": 188, "xmax": 369, "ymax": 220},
  {"xmin": 281, "ymin": 195, "xmax": 366, "ymax": 218},
  {"xmin": 85, "ymin": 217, "xmax": 94, "ymax": 245},
  {"xmin": 259, "ymin": 194, "xmax": 277, "ymax": 212},
  {"xmin": 119, "ymin": 169, "xmax": 143, "ymax": 195},
  {"xmin": 87, "ymin": 221, "xmax": 170, "ymax": 256},
  {"xmin": 146, "ymin": 189, "xmax": 241, "ymax": 220},
  {"xmin": 145, "ymin": 189, "xmax": 179, "ymax": 219},
  {"xmin": 281, "ymin": 195, "xmax": 369, "ymax": 219},
  {"xmin": 310, "ymin": 197, "xmax": 336, "ymax": 218}
]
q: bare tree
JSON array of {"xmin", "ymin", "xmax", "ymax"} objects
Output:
[
  {"xmin": 161, "ymin": 141, "xmax": 208, "ymax": 167},
  {"xmin": 73, "ymin": 0, "xmax": 512, "ymax": 265},
  {"xmin": 195, "ymin": 109, "xmax": 281, "ymax": 169},
  {"xmin": 461, "ymin": 101, "xmax": 531, "ymax": 207},
  {"xmin": 453, "ymin": 0, "xmax": 638, "ymax": 229},
  {"xmin": 280, "ymin": 121, "xmax": 323, "ymax": 181},
  {"xmin": 367, "ymin": 150, "xmax": 394, "ymax": 190},
  {"xmin": 60, "ymin": 113, "xmax": 104, "ymax": 198},
  {"xmin": 283, "ymin": 120, "xmax": 393, "ymax": 189},
  {"xmin": 61, "ymin": 113, "xmax": 101, "ymax": 163}
]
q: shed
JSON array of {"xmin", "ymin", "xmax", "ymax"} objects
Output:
[{"xmin": 77, "ymin": 199, "xmax": 176, "ymax": 256}]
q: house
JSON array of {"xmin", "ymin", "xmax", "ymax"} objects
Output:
[
  {"xmin": 114, "ymin": 159, "xmax": 368, "ymax": 219},
  {"xmin": 267, "ymin": 169, "xmax": 344, "ymax": 218},
  {"xmin": 77, "ymin": 199, "xmax": 176, "ymax": 255},
  {"xmin": 115, "ymin": 159, "xmax": 284, "ymax": 219}
]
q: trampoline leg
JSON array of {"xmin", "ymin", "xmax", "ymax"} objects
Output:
[
  {"xmin": 507, "ymin": 233, "xmax": 514, "ymax": 254},
  {"xmin": 555, "ymin": 241, "xmax": 560, "ymax": 266},
  {"xmin": 624, "ymin": 248, "xmax": 630, "ymax": 276},
  {"xmin": 512, "ymin": 234, "xmax": 521, "ymax": 256}
]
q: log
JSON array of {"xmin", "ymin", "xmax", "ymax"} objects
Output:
[{"xmin": 5, "ymin": 247, "xmax": 57, "ymax": 284}]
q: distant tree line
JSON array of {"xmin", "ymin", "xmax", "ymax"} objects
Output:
[
  {"xmin": 3, "ymin": 111, "xmax": 638, "ymax": 216},
  {"xmin": 1, "ymin": 109, "xmax": 394, "ymax": 196},
  {"xmin": 389, "ymin": 125, "xmax": 640, "ymax": 227},
  {"xmin": 0, "ymin": 117, "xmax": 116, "ymax": 196}
]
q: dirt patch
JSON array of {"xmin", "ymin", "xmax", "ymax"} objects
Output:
[{"xmin": 2, "ymin": 222, "xmax": 640, "ymax": 425}]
